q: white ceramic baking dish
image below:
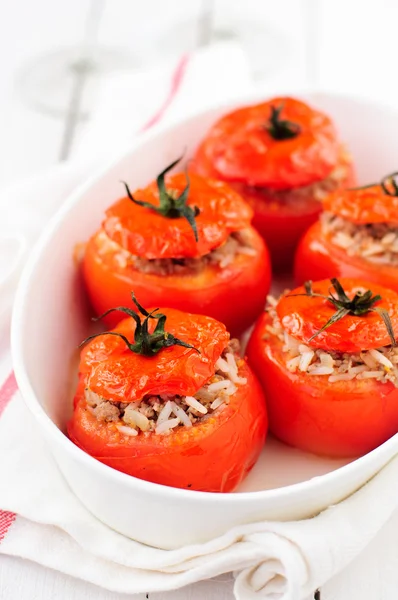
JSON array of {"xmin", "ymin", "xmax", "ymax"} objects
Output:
[{"xmin": 12, "ymin": 90, "xmax": 398, "ymax": 550}]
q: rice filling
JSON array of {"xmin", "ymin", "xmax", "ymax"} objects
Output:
[
  {"xmin": 98, "ymin": 229, "xmax": 256, "ymax": 275},
  {"xmin": 241, "ymin": 157, "xmax": 350, "ymax": 208},
  {"xmin": 85, "ymin": 340, "xmax": 247, "ymax": 435},
  {"xmin": 265, "ymin": 297, "xmax": 398, "ymax": 386},
  {"xmin": 321, "ymin": 212, "xmax": 398, "ymax": 265}
]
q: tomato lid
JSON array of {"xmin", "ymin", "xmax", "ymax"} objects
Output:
[
  {"xmin": 103, "ymin": 170, "xmax": 253, "ymax": 260},
  {"xmin": 195, "ymin": 97, "xmax": 340, "ymax": 190},
  {"xmin": 276, "ymin": 278, "xmax": 398, "ymax": 352},
  {"xmin": 323, "ymin": 174, "xmax": 398, "ymax": 224},
  {"xmin": 80, "ymin": 306, "xmax": 230, "ymax": 402}
]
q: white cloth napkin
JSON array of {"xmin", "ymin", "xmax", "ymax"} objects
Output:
[
  {"xmin": 1, "ymin": 40, "xmax": 398, "ymax": 600},
  {"xmin": 2, "ymin": 393, "xmax": 398, "ymax": 600}
]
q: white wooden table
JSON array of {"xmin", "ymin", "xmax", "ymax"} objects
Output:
[{"xmin": 1, "ymin": 1, "xmax": 398, "ymax": 598}]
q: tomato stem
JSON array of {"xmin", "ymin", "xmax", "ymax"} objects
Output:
[
  {"xmin": 264, "ymin": 103, "xmax": 301, "ymax": 141},
  {"xmin": 381, "ymin": 172, "xmax": 398, "ymax": 196},
  {"xmin": 80, "ymin": 292, "xmax": 200, "ymax": 356},
  {"xmin": 349, "ymin": 171, "xmax": 398, "ymax": 197},
  {"xmin": 289, "ymin": 278, "xmax": 396, "ymax": 345},
  {"xmin": 122, "ymin": 156, "xmax": 200, "ymax": 241}
]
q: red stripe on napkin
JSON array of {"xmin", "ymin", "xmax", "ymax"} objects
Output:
[
  {"xmin": 0, "ymin": 510, "xmax": 16, "ymax": 543},
  {"xmin": 0, "ymin": 52, "xmax": 189, "ymax": 550},
  {"xmin": 0, "ymin": 371, "xmax": 17, "ymax": 417},
  {"xmin": 0, "ymin": 373, "xmax": 19, "ymax": 542},
  {"xmin": 140, "ymin": 54, "xmax": 190, "ymax": 132}
]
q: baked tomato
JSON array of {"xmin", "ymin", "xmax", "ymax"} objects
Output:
[
  {"xmin": 295, "ymin": 173, "xmax": 398, "ymax": 290},
  {"xmin": 246, "ymin": 278, "xmax": 398, "ymax": 457},
  {"xmin": 68, "ymin": 298, "xmax": 268, "ymax": 492},
  {"xmin": 193, "ymin": 97, "xmax": 355, "ymax": 271},
  {"xmin": 83, "ymin": 158, "xmax": 271, "ymax": 335}
]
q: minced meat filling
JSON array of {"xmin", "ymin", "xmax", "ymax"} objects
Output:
[
  {"xmin": 98, "ymin": 229, "xmax": 256, "ymax": 275},
  {"xmin": 321, "ymin": 212, "xmax": 398, "ymax": 265},
  {"xmin": 241, "ymin": 158, "xmax": 350, "ymax": 209},
  {"xmin": 84, "ymin": 340, "xmax": 247, "ymax": 435},
  {"xmin": 265, "ymin": 296, "xmax": 398, "ymax": 386}
]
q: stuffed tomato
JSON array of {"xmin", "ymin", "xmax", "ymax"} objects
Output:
[
  {"xmin": 246, "ymin": 277, "xmax": 398, "ymax": 457},
  {"xmin": 83, "ymin": 158, "xmax": 271, "ymax": 335},
  {"xmin": 68, "ymin": 296, "xmax": 268, "ymax": 492},
  {"xmin": 295, "ymin": 173, "xmax": 398, "ymax": 291},
  {"xmin": 193, "ymin": 97, "xmax": 355, "ymax": 271}
]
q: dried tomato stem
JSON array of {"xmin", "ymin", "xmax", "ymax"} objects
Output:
[
  {"xmin": 122, "ymin": 156, "xmax": 200, "ymax": 241},
  {"xmin": 288, "ymin": 278, "xmax": 396, "ymax": 346},
  {"xmin": 349, "ymin": 171, "xmax": 398, "ymax": 197},
  {"xmin": 264, "ymin": 103, "xmax": 301, "ymax": 141},
  {"xmin": 381, "ymin": 172, "xmax": 398, "ymax": 196},
  {"xmin": 80, "ymin": 292, "xmax": 199, "ymax": 356}
]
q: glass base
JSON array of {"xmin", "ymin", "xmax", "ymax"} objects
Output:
[
  {"xmin": 152, "ymin": 17, "xmax": 291, "ymax": 79},
  {"xmin": 16, "ymin": 46, "xmax": 136, "ymax": 118}
]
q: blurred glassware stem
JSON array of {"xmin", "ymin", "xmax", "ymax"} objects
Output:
[
  {"xmin": 154, "ymin": 0, "xmax": 290, "ymax": 81},
  {"xmin": 15, "ymin": 0, "xmax": 294, "ymax": 160},
  {"xmin": 15, "ymin": 0, "xmax": 135, "ymax": 160},
  {"xmin": 196, "ymin": 0, "xmax": 214, "ymax": 47}
]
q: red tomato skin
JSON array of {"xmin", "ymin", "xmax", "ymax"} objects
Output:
[
  {"xmin": 277, "ymin": 278, "xmax": 398, "ymax": 353},
  {"xmin": 323, "ymin": 184, "xmax": 398, "ymax": 225},
  {"xmin": 246, "ymin": 312, "xmax": 398, "ymax": 457},
  {"xmin": 105, "ymin": 174, "xmax": 254, "ymax": 260},
  {"xmin": 193, "ymin": 97, "xmax": 340, "ymax": 190},
  {"xmin": 193, "ymin": 147, "xmax": 355, "ymax": 273},
  {"xmin": 68, "ymin": 364, "xmax": 268, "ymax": 493},
  {"xmin": 81, "ymin": 310, "xmax": 230, "ymax": 403},
  {"xmin": 294, "ymin": 221, "xmax": 398, "ymax": 292},
  {"xmin": 230, "ymin": 184, "xmax": 323, "ymax": 272},
  {"xmin": 83, "ymin": 226, "xmax": 271, "ymax": 337}
]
